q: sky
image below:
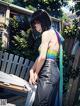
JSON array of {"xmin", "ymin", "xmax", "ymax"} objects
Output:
[
  {"xmin": 61, "ymin": 0, "xmax": 77, "ymax": 19},
  {"xmin": 61, "ymin": 0, "xmax": 75, "ymax": 15}
]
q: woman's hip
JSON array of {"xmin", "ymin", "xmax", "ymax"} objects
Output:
[{"xmin": 39, "ymin": 59, "xmax": 60, "ymax": 84}]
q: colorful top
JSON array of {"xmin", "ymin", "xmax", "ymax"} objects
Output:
[
  {"xmin": 46, "ymin": 49, "xmax": 58, "ymax": 60},
  {"xmin": 38, "ymin": 28, "xmax": 64, "ymax": 60},
  {"xmin": 46, "ymin": 28, "xmax": 64, "ymax": 60}
]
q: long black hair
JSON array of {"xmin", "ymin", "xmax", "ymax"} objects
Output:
[{"xmin": 30, "ymin": 9, "xmax": 51, "ymax": 32}]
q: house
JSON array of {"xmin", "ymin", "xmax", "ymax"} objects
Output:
[{"xmin": 0, "ymin": 0, "xmax": 62, "ymax": 48}]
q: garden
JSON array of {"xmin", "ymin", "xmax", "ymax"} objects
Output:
[{"xmin": 0, "ymin": 0, "xmax": 80, "ymax": 106}]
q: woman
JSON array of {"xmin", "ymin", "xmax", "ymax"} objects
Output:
[{"xmin": 29, "ymin": 9, "xmax": 60, "ymax": 106}]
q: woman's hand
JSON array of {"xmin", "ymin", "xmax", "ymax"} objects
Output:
[
  {"xmin": 34, "ymin": 72, "xmax": 38, "ymax": 83},
  {"xmin": 29, "ymin": 69, "xmax": 38, "ymax": 85},
  {"xmin": 29, "ymin": 69, "xmax": 35, "ymax": 85}
]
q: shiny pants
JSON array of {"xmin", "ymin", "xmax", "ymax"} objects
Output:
[{"xmin": 32, "ymin": 60, "xmax": 60, "ymax": 106}]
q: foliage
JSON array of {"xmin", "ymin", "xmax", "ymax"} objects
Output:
[
  {"xmin": 74, "ymin": 2, "xmax": 80, "ymax": 15},
  {"xmin": 5, "ymin": 16, "xmax": 37, "ymax": 61},
  {"xmin": 61, "ymin": 13, "xmax": 69, "ymax": 21},
  {"xmin": 62, "ymin": 19, "xmax": 79, "ymax": 39},
  {"xmin": 25, "ymin": 0, "xmax": 63, "ymax": 18},
  {"xmin": 2, "ymin": 0, "xmax": 63, "ymax": 18},
  {"xmin": 63, "ymin": 51, "xmax": 70, "ymax": 93},
  {"xmin": 68, "ymin": 2, "xmax": 80, "ymax": 15},
  {"xmin": 2, "ymin": 0, "xmax": 80, "ymax": 18},
  {"xmin": 62, "ymin": 19, "xmax": 80, "ymax": 99}
]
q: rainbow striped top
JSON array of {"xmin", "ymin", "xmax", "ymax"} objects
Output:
[{"xmin": 46, "ymin": 49, "xmax": 58, "ymax": 60}]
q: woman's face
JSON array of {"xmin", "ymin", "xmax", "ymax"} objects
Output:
[{"xmin": 33, "ymin": 21, "xmax": 42, "ymax": 33}]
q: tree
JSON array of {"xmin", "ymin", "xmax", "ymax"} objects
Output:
[
  {"xmin": 2, "ymin": 0, "xmax": 63, "ymax": 18},
  {"xmin": 5, "ymin": 15, "xmax": 35, "ymax": 60},
  {"xmin": 75, "ymin": 2, "xmax": 80, "ymax": 16},
  {"xmin": 26, "ymin": 0, "xmax": 63, "ymax": 18}
]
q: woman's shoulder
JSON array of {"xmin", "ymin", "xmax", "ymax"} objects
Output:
[
  {"xmin": 42, "ymin": 29, "xmax": 54, "ymax": 36},
  {"xmin": 42, "ymin": 30, "xmax": 49, "ymax": 38},
  {"xmin": 42, "ymin": 30, "xmax": 49, "ymax": 35}
]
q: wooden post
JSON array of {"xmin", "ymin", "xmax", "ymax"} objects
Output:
[
  {"xmin": 5, "ymin": 7, "xmax": 10, "ymax": 26},
  {"xmin": 2, "ymin": 7, "xmax": 10, "ymax": 48},
  {"xmin": 2, "ymin": 28, "xmax": 9, "ymax": 48}
]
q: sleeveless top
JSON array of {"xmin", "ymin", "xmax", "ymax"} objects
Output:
[
  {"xmin": 46, "ymin": 28, "xmax": 64, "ymax": 60},
  {"xmin": 38, "ymin": 28, "xmax": 64, "ymax": 60},
  {"xmin": 46, "ymin": 49, "xmax": 58, "ymax": 60},
  {"xmin": 46, "ymin": 29, "xmax": 59, "ymax": 60}
]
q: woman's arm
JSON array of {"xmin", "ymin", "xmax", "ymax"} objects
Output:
[
  {"xmin": 29, "ymin": 32, "xmax": 50, "ymax": 84},
  {"xmin": 29, "ymin": 58, "xmax": 38, "ymax": 84},
  {"xmin": 35, "ymin": 32, "xmax": 50, "ymax": 75},
  {"xmin": 31, "ymin": 58, "xmax": 38, "ymax": 71}
]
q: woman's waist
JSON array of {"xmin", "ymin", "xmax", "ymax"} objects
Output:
[
  {"xmin": 46, "ymin": 58, "xmax": 56, "ymax": 63},
  {"xmin": 43, "ymin": 59, "xmax": 57, "ymax": 68},
  {"xmin": 46, "ymin": 49, "xmax": 58, "ymax": 60}
]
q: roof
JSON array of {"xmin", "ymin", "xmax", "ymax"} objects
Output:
[{"xmin": 0, "ymin": 0, "xmax": 33, "ymax": 15}]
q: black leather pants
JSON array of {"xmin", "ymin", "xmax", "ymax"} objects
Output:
[{"xmin": 32, "ymin": 60, "xmax": 60, "ymax": 106}]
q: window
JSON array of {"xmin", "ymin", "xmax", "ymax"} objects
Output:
[{"xmin": 0, "ymin": 12, "xmax": 4, "ymax": 17}]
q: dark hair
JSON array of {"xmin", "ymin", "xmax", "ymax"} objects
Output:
[{"xmin": 30, "ymin": 9, "xmax": 51, "ymax": 32}]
